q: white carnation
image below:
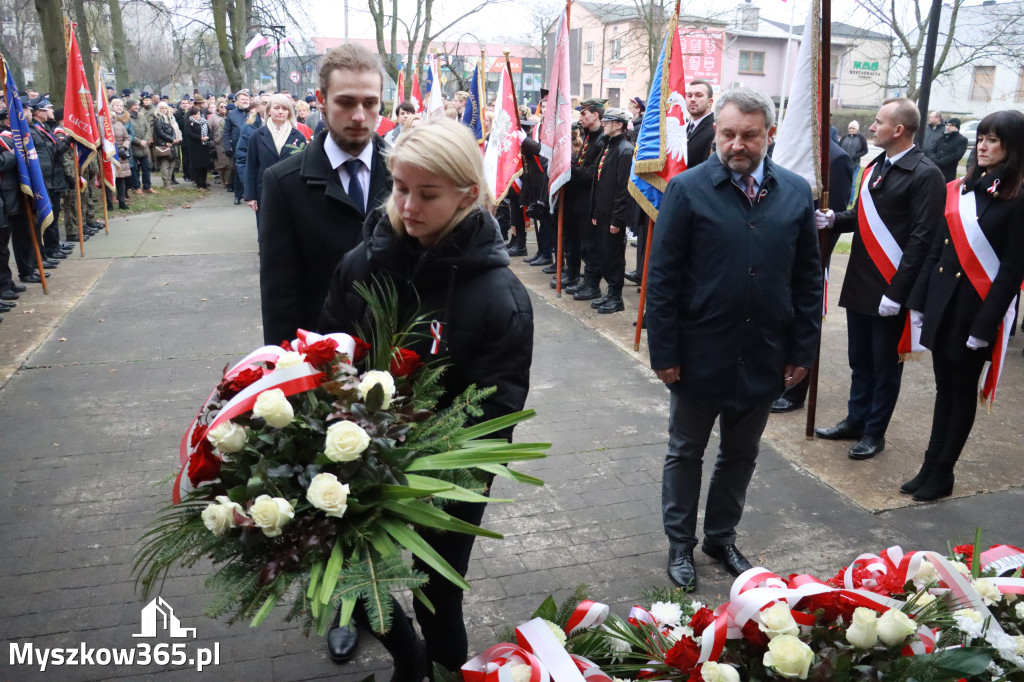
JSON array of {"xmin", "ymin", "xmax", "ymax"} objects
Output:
[
  {"xmin": 667, "ymin": 625, "xmax": 695, "ymax": 642},
  {"xmin": 542, "ymin": 619, "xmax": 567, "ymax": 646},
  {"xmin": 649, "ymin": 601, "xmax": 684, "ymax": 627},
  {"xmin": 953, "ymin": 608, "xmax": 986, "ymax": 640},
  {"xmin": 950, "ymin": 560, "xmax": 971, "ymax": 577},
  {"xmin": 972, "ymin": 578, "xmax": 1003, "ymax": 606},
  {"xmin": 985, "ymin": 631, "xmax": 1024, "ymax": 669},
  {"xmin": 912, "ymin": 560, "xmax": 939, "ymax": 589}
]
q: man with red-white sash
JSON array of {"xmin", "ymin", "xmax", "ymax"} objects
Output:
[
  {"xmin": 901, "ymin": 110, "xmax": 1024, "ymax": 501},
  {"xmin": 814, "ymin": 98, "xmax": 946, "ymax": 460}
]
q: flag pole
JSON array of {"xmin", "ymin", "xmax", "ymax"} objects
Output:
[
  {"xmin": 633, "ymin": 216, "xmax": 655, "ymax": 351},
  {"xmin": 806, "ymin": 0, "xmax": 831, "ymax": 439},
  {"xmin": 95, "ymin": 61, "xmax": 110, "ymax": 235},
  {"xmin": 0, "ymin": 55, "xmax": 50, "ymax": 294},
  {"xmin": 65, "ymin": 18, "xmax": 87, "ymax": 256},
  {"xmin": 554, "ymin": 0, "xmax": 571, "ymax": 299}
]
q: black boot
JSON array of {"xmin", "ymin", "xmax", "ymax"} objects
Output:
[
  {"xmin": 552, "ymin": 272, "xmax": 579, "ymax": 290},
  {"xmin": 912, "ymin": 462, "xmax": 956, "ymax": 502},
  {"xmin": 590, "ymin": 288, "xmax": 612, "ymax": 309},
  {"xmin": 572, "ymin": 275, "xmax": 601, "ymax": 300},
  {"xmin": 900, "ymin": 450, "xmax": 939, "ymax": 494},
  {"xmin": 598, "ymin": 287, "xmax": 624, "ymax": 313}
]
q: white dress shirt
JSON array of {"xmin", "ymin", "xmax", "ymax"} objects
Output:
[{"xmin": 323, "ymin": 134, "xmax": 374, "ymax": 211}]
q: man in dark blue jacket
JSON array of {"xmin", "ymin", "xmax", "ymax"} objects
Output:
[
  {"xmin": 646, "ymin": 88, "xmax": 822, "ymax": 591},
  {"xmin": 221, "ymin": 90, "xmax": 251, "ymax": 205}
]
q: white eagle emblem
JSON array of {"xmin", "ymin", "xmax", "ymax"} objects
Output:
[{"xmin": 664, "ymin": 91, "xmax": 688, "ymax": 163}]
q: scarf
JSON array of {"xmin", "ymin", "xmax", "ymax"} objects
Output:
[{"xmin": 268, "ymin": 120, "xmax": 292, "ymax": 155}]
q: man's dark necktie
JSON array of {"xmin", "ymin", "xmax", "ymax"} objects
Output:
[
  {"xmin": 742, "ymin": 174, "xmax": 757, "ymax": 201},
  {"xmin": 343, "ymin": 158, "xmax": 364, "ymax": 212},
  {"xmin": 686, "ymin": 122, "xmax": 694, "ymax": 137}
]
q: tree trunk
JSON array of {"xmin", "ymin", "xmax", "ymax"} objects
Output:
[
  {"xmin": 212, "ymin": 0, "xmax": 243, "ymax": 92},
  {"xmin": 71, "ymin": 0, "xmax": 95, "ymax": 86},
  {"xmin": 34, "ymin": 0, "xmax": 66, "ymax": 104},
  {"xmin": 106, "ymin": 0, "xmax": 129, "ymax": 88}
]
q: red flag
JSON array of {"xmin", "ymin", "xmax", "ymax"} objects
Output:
[
  {"xmin": 395, "ymin": 66, "xmax": 406, "ymax": 107},
  {"xmin": 376, "ymin": 116, "xmax": 396, "ymax": 136},
  {"xmin": 483, "ymin": 61, "xmax": 523, "ymax": 203},
  {"xmin": 540, "ymin": 7, "xmax": 573, "ymax": 211},
  {"xmin": 95, "ymin": 67, "xmax": 118, "ymax": 192},
  {"xmin": 410, "ymin": 71, "xmax": 423, "ymax": 114},
  {"xmin": 64, "ymin": 27, "xmax": 99, "ymax": 165}
]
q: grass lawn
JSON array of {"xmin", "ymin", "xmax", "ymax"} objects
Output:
[{"xmin": 114, "ymin": 186, "xmax": 209, "ymax": 216}]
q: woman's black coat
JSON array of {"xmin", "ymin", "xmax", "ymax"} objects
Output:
[
  {"xmin": 183, "ymin": 118, "xmax": 212, "ymax": 172},
  {"xmin": 839, "ymin": 133, "xmax": 868, "ymax": 164},
  {"xmin": 906, "ymin": 174, "xmax": 1024, "ymax": 361},
  {"xmin": 244, "ymin": 124, "xmax": 306, "ymax": 203},
  {"xmin": 319, "ymin": 207, "xmax": 534, "ymax": 437}
]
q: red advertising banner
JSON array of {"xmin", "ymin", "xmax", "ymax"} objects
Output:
[{"xmin": 678, "ymin": 28, "xmax": 724, "ymax": 87}]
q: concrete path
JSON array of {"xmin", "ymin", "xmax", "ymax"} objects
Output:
[{"xmin": 1, "ymin": 189, "xmax": 1021, "ymax": 681}]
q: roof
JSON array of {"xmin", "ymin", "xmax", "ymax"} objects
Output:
[
  {"xmin": 759, "ymin": 17, "xmax": 891, "ymax": 42},
  {"xmin": 575, "ymin": 1, "xmax": 717, "ymax": 26},
  {"xmin": 311, "ymin": 37, "xmax": 541, "ymax": 60}
]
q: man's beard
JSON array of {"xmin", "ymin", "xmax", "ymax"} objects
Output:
[
  {"xmin": 718, "ymin": 148, "xmax": 765, "ymax": 175},
  {"xmin": 329, "ymin": 128, "xmax": 371, "ymax": 155}
]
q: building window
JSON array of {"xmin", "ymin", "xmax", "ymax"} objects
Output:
[
  {"xmin": 585, "ymin": 42, "xmax": 594, "ymax": 64},
  {"xmin": 611, "ymin": 39, "xmax": 621, "ymax": 61},
  {"xmin": 970, "ymin": 65, "xmax": 995, "ymax": 102},
  {"xmin": 583, "ymin": 83, "xmax": 593, "ymax": 99},
  {"xmin": 830, "ymin": 55, "xmax": 840, "ymax": 79},
  {"xmin": 739, "ymin": 51, "xmax": 765, "ymax": 75}
]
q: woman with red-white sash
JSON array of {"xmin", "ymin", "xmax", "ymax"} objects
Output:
[{"xmin": 904, "ymin": 110, "xmax": 1024, "ymax": 501}]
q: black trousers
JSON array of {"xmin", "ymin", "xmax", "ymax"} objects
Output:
[
  {"xmin": 535, "ymin": 207, "xmax": 555, "ymax": 257},
  {"xmin": 0, "ymin": 221, "xmax": 12, "ymax": 291},
  {"xmin": 633, "ymin": 202, "xmax": 648, "ymax": 276},
  {"xmin": 596, "ymin": 222, "xmax": 626, "ymax": 289},
  {"xmin": 353, "ymin": 498, "xmax": 488, "ymax": 675},
  {"xmin": 845, "ymin": 308, "xmax": 906, "ymax": 437},
  {"xmin": 662, "ymin": 392, "xmax": 772, "ymax": 550},
  {"xmin": 563, "ymin": 206, "xmax": 583, "ymax": 277},
  {"xmin": 9, "ymin": 212, "xmax": 35, "ymax": 277},
  {"xmin": 924, "ymin": 350, "xmax": 988, "ymax": 464}
]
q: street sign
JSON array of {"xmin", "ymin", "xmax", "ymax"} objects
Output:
[{"xmin": 289, "ymin": 71, "xmax": 300, "ymax": 84}]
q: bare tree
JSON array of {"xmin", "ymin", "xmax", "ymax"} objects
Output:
[
  {"xmin": 857, "ymin": 0, "xmax": 1024, "ymax": 99},
  {"xmin": 0, "ymin": 0, "xmax": 39, "ymax": 87},
  {"xmin": 33, "ymin": 0, "xmax": 65, "ymax": 102}
]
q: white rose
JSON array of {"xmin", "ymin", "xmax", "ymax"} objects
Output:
[
  {"xmin": 306, "ymin": 473, "xmax": 350, "ymax": 518},
  {"xmin": 876, "ymin": 608, "xmax": 917, "ymax": 646},
  {"xmin": 845, "ymin": 607, "xmax": 878, "ymax": 649},
  {"xmin": 915, "ymin": 592, "xmax": 937, "ymax": 609},
  {"xmin": 507, "ymin": 664, "xmax": 533, "ymax": 682},
  {"xmin": 973, "ymin": 578, "xmax": 1003, "ymax": 606},
  {"xmin": 759, "ymin": 602, "xmax": 800, "ymax": 639},
  {"xmin": 913, "ymin": 560, "xmax": 939, "ymax": 589},
  {"xmin": 252, "ymin": 388, "xmax": 295, "ymax": 428},
  {"xmin": 206, "ymin": 421, "xmax": 247, "ymax": 453},
  {"xmin": 954, "ymin": 608, "xmax": 986, "ymax": 639},
  {"xmin": 762, "ymin": 634, "xmax": 814, "ymax": 679},
  {"xmin": 201, "ymin": 496, "xmax": 244, "ymax": 535},
  {"xmin": 249, "ymin": 494, "xmax": 294, "ymax": 537},
  {"xmin": 274, "ymin": 351, "xmax": 305, "ymax": 369},
  {"xmin": 650, "ymin": 600, "xmax": 684, "ymax": 627},
  {"xmin": 1016, "ymin": 602, "xmax": 1024, "ymax": 620},
  {"xmin": 358, "ymin": 370, "xmax": 396, "ymax": 409},
  {"xmin": 950, "ymin": 560, "xmax": 971, "ymax": 577},
  {"xmin": 701, "ymin": 661, "xmax": 740, "ymax": 682},
  {"xmin": 542, "ymin": 619, "xmax": 567, "ymax": 646},
  {"xmin": 324, "ymin": 420, "xmax": 371, "ymax": 462}
]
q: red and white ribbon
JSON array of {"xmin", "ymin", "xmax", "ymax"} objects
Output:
[
  {"xmin": 945, "ymin": 183, "xmax": 1016, "ymax": 405},
  {"xmin": 980, "ymin": 544, "xmax": 1024, "ymax": 576},
  {"xmin": 430, "ymin": 320, "xmax": 443, "ymax": 355},
  {"xmin": 564, "ymin": 600, "xmax": 609, "ymax": 636},
  {"xmin": 515, "ymin": 618, "xmax": 585, "ymax": 682},
  {"xmin": 462, "ymin": 643, "xmax": 549, "ymax": 682}
]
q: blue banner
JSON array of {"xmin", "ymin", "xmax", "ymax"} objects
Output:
[
  {"xmin": 3, "ymin": 63, "xmax": 54, "ymax": 230},
  {"xmin": 461, "ymin": 60, "xmax": 484, "ymax": 143}
]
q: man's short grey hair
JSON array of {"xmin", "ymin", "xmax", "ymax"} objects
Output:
[{"xmin": 714, "ymin": 88, "xmax": 776, "ymax": 129}]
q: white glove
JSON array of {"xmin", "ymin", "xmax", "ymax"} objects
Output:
[
  {"xmin": 815, "ymin": 209, "xmax": 835, "ymax": 230},
  {"xmin": 966, "ymin": 336, "xmax": 989, "ymax": 350},
  {"xmin": 910, "ymin": 310, "xmax": 924, "ymax": 328},
  {"xmin": 878, "ymin": 295, "xmax": 901, "ymax": 317},
  {"xmin": 516, "ymin": 130, "xmax": 527, "ymax": 142}
]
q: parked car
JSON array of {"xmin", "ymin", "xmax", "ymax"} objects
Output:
[{"xmin": 960, "ymin": 119, "xmax": 980, "ymax": 148}]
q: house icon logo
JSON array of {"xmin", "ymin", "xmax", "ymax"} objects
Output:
[{"xmin": 133, "ymin": 597, "xmax": 197, "ymax": 638}]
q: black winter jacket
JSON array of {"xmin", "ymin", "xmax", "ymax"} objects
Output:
[
  {"xmin": 590, "ymin": 134, "xmax": 634, "ymax": 228},
  {"xmin": 319, "ymin": 207, "xmax": 534, "ymax": 435},
  {"xmin": 30, "ymin": 122, "xmax": 70, "ymax": 195},
  {"xmin": 568, "ymin": 126, "xmax": 606, "ymax": 214},
  {"xmin": 0, "ymin": 132, "xmax": 21, "ymax": 224},
  {"xmin": 931, "ymin": 131, "xmax": 968, "ymax": 182}
]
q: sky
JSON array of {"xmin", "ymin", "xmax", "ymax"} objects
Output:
[{"xmin": 302, "ymin": 0, "xmax": 879, "ymax": 46}]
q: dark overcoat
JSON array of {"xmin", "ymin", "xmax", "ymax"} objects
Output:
[
  {"xmin": 590, "ymin": 134, "xmax": 634, "ymax": 228},
  {"xmin": 243, "ymin": 124, "xmax": 306, "ymax": 203},
  {"xmin": 931, "ymin": 131, "xmax": 968, "ymax": 182},
  {"xmin": 258, "ymin": 130, "xmax": 391, "ymax": 345},
  {"xmin": 833, "ymin": 147, "xmax": 946, "ymax": 315},
  {"xmin": 906, "ymin": 174, "xmax": 1024, "ymax": 361},
  {"xmin": 567, "ymin": 126, "xmax": 605, "ymax": 214},
  {"xmin": 646, "ymin": 155, "xmax": 822, "ymax": 410},
  {"xmin": 686, "ymin": 114, "xmax": 715, "ymax": 167}
]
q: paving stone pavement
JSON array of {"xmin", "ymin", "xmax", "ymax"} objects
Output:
[{"xmin": 1, "ymin": 191, "xmax": 1021, "ymax": 681}]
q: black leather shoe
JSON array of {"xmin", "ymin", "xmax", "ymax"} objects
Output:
[
  {"xmin": 42, "ymin": 260, "xmax": 59, "ymax": 269},
  {"xmin": 771, "ymin": 397, "xmax": 804, "ymax": 413},
  {"xmin": 590, "ymin": 293, "xmax": 611, "ymax": 309},
  {"xmin": 701, "ymin": 541, "xmax": 753, "ymax": 577},
  {"xmin": 523, "ymin": 253, "xmax": 541, "ymax": 263},
  {"xmin": 1, "ymin": 289, "xmax": 19, "ymax": 301},
  {"xmin": 814, "ymin": 419, "xmax": 862, "ymax": 441},
  {"xmin": 667, "ymin": 547, "xmax": 697, "ymax": 591},
  {"xmin": 10, "ymin": 283, "xmax": 26, "ymax": 292},
  {"xmin": 624, "ymin": 270, "xmax": 642, "ymax": 285},
  {"xmin": 19, "ymin": 273, "xmax": 42, "ymax": 284},
  {"xmin": 849, "ymin": 435, "xmax": 885, "ymax": 460},
  {"xmin": 59, "ymin": 242, "xmax": 75, "ymax": 252},
  {"xmin": 541, "ymin": 263, "xmax": 558, "ymax": 274},
  {"xmin": 233, "ymin": 197, "xmax": 241, "ymax": 205},
  {"xmin": 530, "ymin": 255, "xmax": 553, "ymax": 266},
  {"xmin": 572, "ymin": 285, "xmax": 601, "ymax": 300},
  {"xmin": 46, "ymin": 251, "xmax": 67, "ymax": 260},
  {"xmin": 326, "ymin": 610, "xmax": 360, "ymax": 663},
  {"xmin": 507, "ymin": 245, "xmax": 528, "ymax": 257},
  {"xmin": 87, "ymin": 220, "xmax": 104, "ymax": 229},
  {"xmin": 558, "ymin": 277, "xmax": 582, "ymax": 291},
  {"xmin": 0, "ymin": 301, "xmax": 14, "ymax": 312},
  {"xmin": 597, "ymin": 296, "xmax": 624, "ymax": 314}
]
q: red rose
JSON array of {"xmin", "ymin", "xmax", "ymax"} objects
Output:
[
  {"xmin": 954, "ymin": 544, "xmax": 975, "ymax": 569},
  {"xmin": 187, "ymin": 440, "xmax": 221, "ymax": 487},
  {"xmin": 664, "ymin": 635, "xmax": 700, "ymax": 675},
  {"xmin": 799, "ymin": 592, "xmax": 857, "ymax": 623},
  {"xmin": 689, "ymin": 606, "xmax": 716, "ymax": 634},
  {"xmin": 279, "ymin": 339, "xmax": 294, "ymax": 351},
  {"xmin": 302, "ymin": 338, "xmax": 339, "ymax": 367},
  {"xmin": 347, "ymin": 337, "xmax": 371, "ymax": 363},
  {"xmin": 741, "ymin": 620, "xmax": 770, "ymax": 649},
  {"xmin": 218, "ymin": 367, "xmax": 265, "ymax": 400},
  {"xmin": 389, "ymin": 347, "xmax": 423, "ymax": 378}
]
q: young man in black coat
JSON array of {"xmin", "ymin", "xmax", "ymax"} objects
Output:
[
  {"xmin": 931, "ymin": 117, "xmax": 968, "ymax": 182},
  {"xmin": 815, "ymin": 98, "xmax": 946, "ymax": 459},
  {"xmin": 647, "ymin": 88, "xmax": 822, "ymax": 591},
  {"xmin": 561, "ymin": 100, "xmax": 606, "ymax": 297},
  {"xmin": 258, "ymin": 44, "xmax": 393, "ymax": 350},
  {"xmin": 588, "ymin": 107, "xmax": 634, "ymax": 313}
]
